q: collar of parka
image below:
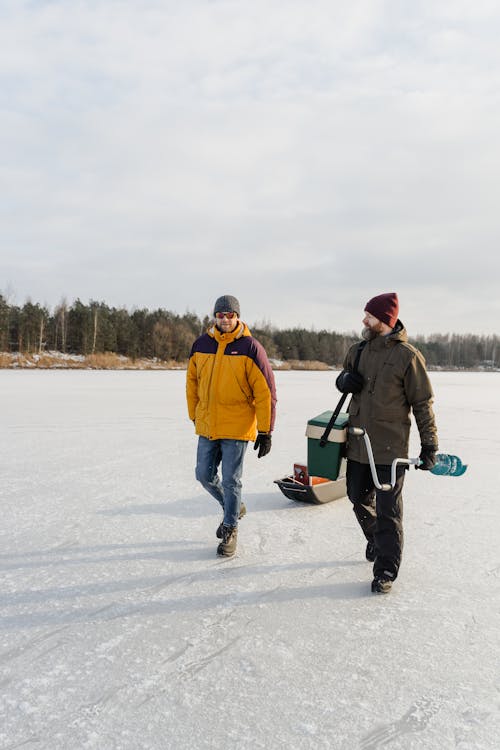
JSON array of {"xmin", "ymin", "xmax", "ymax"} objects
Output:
[
  {"xmin": 369, "ymin": 320, "xmax": 407, "ymax": 349},
  {"xmin": 209, "ymin": 321, "xmax": 248, "ymax": 343}
]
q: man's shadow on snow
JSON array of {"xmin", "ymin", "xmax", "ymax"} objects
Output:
[
  {"xmin": 0, "ymin": 538, "xmax": 219, "ymax": 573},
  {"xmin": 1, "ymin": 568, "xmax": 372, "ymax": 632},
  {"xmin": 100, "ymin": 491, "xmax": 300, "ymax": 519}
]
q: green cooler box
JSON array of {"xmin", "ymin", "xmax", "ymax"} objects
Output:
[{"xmin": 306, "ymin": 411, "xmax": 349, "ymax": 481}]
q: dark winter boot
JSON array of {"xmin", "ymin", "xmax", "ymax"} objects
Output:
[
  {"xmin": 365, "ymin": 540, "xmax": 376, "ymax": 562},
  {"xmin": 216, "ymin": 503, "xmax": 246, "ymax": 538},
  {"xmin": 217, "ymin": 525, "xmax": 238, "ymax": 557},
  {"xmin": 371, "ymin": 573, "xmax": 394, "ymax": 594}
]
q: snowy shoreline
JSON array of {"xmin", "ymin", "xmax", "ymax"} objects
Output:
[{"xmin": 1, "ymin": 351, "xmax": 498, "ymax": 372}]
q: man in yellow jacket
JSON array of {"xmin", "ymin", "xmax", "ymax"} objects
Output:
[{"xmin": 186, "ymin": 295, "xmax": 277, "ymax": 557}]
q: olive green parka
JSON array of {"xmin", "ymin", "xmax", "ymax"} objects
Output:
[{"xmin": 343, "ymin": 321, "xmax": 438, "ymax": 465}]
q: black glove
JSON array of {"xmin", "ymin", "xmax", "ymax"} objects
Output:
[
  {"xmin": 335, "ymin": 369, "xmax": 364, "ymax": 394},
  {"xmin": 254, "ymin": 432, "xmax": 272, "ymax": 458},
  {"xmin": 416, "ymin": 445, "xmax": 437, "ymax": 471}
]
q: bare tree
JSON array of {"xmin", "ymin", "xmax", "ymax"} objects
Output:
[{"xmin": 54, "ymin": 298, "xmax": 69, "ymax": 352}]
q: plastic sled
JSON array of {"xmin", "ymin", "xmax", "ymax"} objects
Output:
[{"xmin": 275, "ymin": 463, "xmax": 347, "ymax": 504}]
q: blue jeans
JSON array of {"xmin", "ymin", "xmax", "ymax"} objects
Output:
[{"xmin": 195, "ymin": 437, "xmax": 248, "ymax": 528}]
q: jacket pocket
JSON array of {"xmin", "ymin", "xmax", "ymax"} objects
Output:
[
  {"xmin": 348, "ymin": 401, "xmax": 360, "ymax": 416},
  {"xmin": 220, "ymin": 360, "xmax": 253, "ymax": 405}
]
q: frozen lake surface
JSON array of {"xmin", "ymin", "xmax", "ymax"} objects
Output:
[{"xmin": 1, "ymin": 369, "xmax": 499, "ymax": 749}]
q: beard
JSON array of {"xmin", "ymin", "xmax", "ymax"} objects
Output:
[
  {"xmin": 362, "ymin": 319, "xmax": 388, "ymax": 339},
  {"xmin": 362, "ymin": 326, "xmax": 377, "ymax": 341},
  {"xmin": 216, "ymin": 319, "xmax": 239, "ymax": 334}
]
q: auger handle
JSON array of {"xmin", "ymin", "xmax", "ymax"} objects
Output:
[{"xmin": 348, "ymin": 427, "xmax": 420, "ymax": 491}]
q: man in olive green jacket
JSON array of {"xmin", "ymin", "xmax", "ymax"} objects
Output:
[{"xmin": 336, "ymin": 292, "xmax": 438, "ymax": 594}]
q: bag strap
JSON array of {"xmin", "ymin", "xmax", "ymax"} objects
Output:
[{"xmin": 319, "ymin": 340, "xmax": 366, "ymax": 447}]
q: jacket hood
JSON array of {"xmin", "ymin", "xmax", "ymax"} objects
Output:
[
  {"xmin": 363, "ymin": 319, "xmax": 407, "ymax": 346},
  {"xmin": 388, "ymin": 319, "xmax": 407, "ymax": 343}
]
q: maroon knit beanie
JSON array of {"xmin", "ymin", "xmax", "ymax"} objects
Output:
[{"xmin": 364, "ymin": 292, "xmax": 399, "ymax": 328}]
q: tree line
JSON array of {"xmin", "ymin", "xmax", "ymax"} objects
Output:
[{"xmin": 0, "ymin": 295, "xmax": 498, "ymax": 369}]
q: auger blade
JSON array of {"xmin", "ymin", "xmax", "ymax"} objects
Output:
[{"xmin": 430, "ymin": 453, "xmax": 468, "ymax": 476}]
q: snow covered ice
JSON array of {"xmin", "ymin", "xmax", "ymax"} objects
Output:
[{"xmin": 1, "ymin": 369, "xmax": 499, "ymax": 749}]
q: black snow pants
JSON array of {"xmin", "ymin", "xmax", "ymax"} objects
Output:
[{"xmin": 346, "ymin": 459, "xmax": 406, "ymax": 580}]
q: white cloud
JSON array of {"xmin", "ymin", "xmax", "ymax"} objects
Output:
[{"xmin": 1, "ymin": 0, "xmax": 500, "ymax": 334}]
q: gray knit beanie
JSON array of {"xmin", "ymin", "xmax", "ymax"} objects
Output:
[{"xmin": 213, "ymin": 295, "xmax": 240, "ymax": 316}]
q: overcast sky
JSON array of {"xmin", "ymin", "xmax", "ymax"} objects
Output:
[{"xmin": 1, "ymin": 0, "xmax": 499, "ymax": 336}]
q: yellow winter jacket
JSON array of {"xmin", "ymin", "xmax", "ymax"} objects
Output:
[{"xmin": 186, "ymin": 322, "xmax": 277, "ymax": 441}]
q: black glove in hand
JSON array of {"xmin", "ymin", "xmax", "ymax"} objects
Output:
[
  {"xmin": 416, "ymin": 445, "xmax": 437, "ymax": 471},
  {"xmin": 254, "ymin": 432, "xmax": 272, "ymax": 458},
  {"xmin": 335, "ymin": 369, "xmax": 364, "ymax": 394}
]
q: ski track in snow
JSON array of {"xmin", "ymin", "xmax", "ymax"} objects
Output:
[{"xmin": 1, "ymin": 370, "xmax": 499, "ymax": 749}]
